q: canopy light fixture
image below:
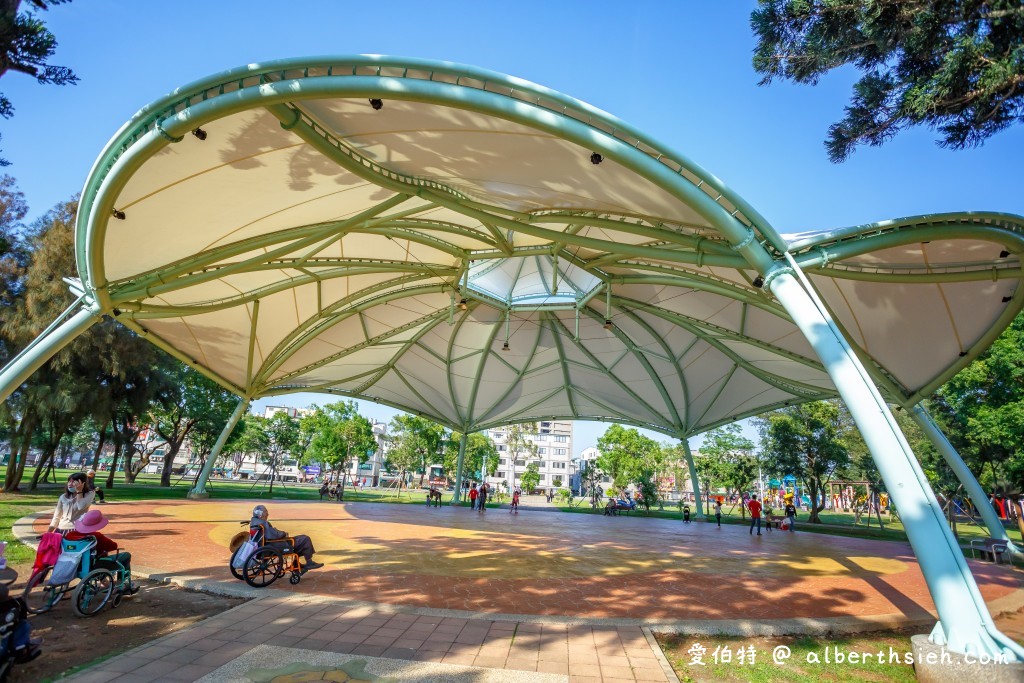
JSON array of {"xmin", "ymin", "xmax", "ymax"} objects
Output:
[
  {"xmin": 590, "ymin": 152, "xmax": 603, "ymax": 164},
  {"xmin": 111, "ymin": 209, "xmax": 126, "ymax": 220},
  {"xmin": 752, "ymin": 276, "xmax": 764, "ymax": 288},
  {"xmin": 369, "ymin": 98, "xmax": 384, "ymax": 110},
  {"xmin": 501, "ymin": 341, "xmax": 510, "ymax": 352},
  {"xmin": 191, "ymin": 128, "xmax": 208, "ymax": 141},
  {"xmin": 458, "ymin": 298, "xmax": 468, "ymax": 310},
  {"xmin": 603, "ymin": 319, "xmax": 614, "ymax": 330},
  {"xmin": 1000, "ymin": 250, "xmax": 1011, "ymax": 258}
]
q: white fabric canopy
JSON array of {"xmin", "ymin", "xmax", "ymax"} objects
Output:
[{"xmin": 76, "ymin": 57, "xmax": 1024, "ymax": 436}]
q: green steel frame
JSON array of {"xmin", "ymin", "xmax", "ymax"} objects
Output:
[{"xmin": 0, "ymin": 56, "xmax": 1021, "ymax": 661}]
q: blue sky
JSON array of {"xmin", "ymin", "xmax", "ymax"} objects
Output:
[{"xmin": 4, "ymin": 1, "xmax": 1022, "ymax": 454}]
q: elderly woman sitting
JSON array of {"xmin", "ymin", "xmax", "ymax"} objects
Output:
[{"xmin": 249, "ymin": 505, "xmax": 323, "ymax": 571}]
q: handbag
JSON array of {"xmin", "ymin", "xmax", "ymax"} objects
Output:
[
  {"xmin": 231, "ymin": 540, "xmax": 258, "ymax": 569},
  {"xmin": 48, "ymin": 547, "xmax": 90, "ymax": 585}
]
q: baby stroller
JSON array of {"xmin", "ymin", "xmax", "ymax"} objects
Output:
[{"xmin": 0, "ymin": 564, "xmax": 41, "ymax": 682}]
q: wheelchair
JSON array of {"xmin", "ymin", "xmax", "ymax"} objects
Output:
[
  {"xmin": 22, "ymin": 536, "xmax": 134, "ymax": 617},
  {"xmin": 228, "ymin": 521, "xmax": 303, "ymax": 588},
  {"xmin": 0, "ymin": 567, "xmax": 40, "ymax": 682}
]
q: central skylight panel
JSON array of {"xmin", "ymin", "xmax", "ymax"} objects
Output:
[{"xmin": 467, "ymin": 255, "xmax": 602, "ymax": 308}]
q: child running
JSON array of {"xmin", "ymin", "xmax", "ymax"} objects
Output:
[{"xmin": 510, "ymin": 487, "xmax": 521, "ymax": 514}]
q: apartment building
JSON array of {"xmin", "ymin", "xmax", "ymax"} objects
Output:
[{"xmin": 484, "ymin": 420, "xmax": 575, "ymax": 492}]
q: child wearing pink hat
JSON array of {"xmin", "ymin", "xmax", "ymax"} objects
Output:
[{"xmin": 65, "ymin": 510, "xmax": 138, "ymax": 594}]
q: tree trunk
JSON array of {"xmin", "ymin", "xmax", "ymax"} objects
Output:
[
  {"xmin": 122, "ymin": 438, "xmax": 137, "ymax": 484},
  {"xmin": 3, "ymin": 412, "xmax": 37, "ymax": 492},
  {"xmin": 159, "ymin": 441, "xmax": 184, "ymax": 487},
  {"xmin": 105, "ymin": 436, "xmax": 123, "ymax": 489},
  {"xmin": 124, "ymin": 442, "xmax": 147, "ymax": 484},
  {"xmin": 91, "ymin": 422, "xmax": 107, "ymax": 471},
  {"xmin": 809, "ymin": 478, "xmax": 823, "ymax": 524},
  {"xmin": 29, "ymin": 449, "xmax": 57, "ymax": 490},
  {"xmin": 338, "ymin": 448, "xmax": 351, "ymax": 500},
  {"xmin": 268, "ymin": 454, "xmax": 276, "ymax": 495}
]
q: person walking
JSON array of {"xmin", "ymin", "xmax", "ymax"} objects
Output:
[
  {"xmin": 477, "ymin": 483, "xmax": 488, "ymax": 512},
  {"xmin": 714, "ymin": 498, "xmax": 722, "ymax": 527},
  {"xmin": 785, "ymin": 499, "xmax": 797, "ymax": 532},
  {"xmin": 510, "ymin": 487, "xmax": 520, "ymax": 514},
  {"xmin": 469, "ymin": 485, "xmax": 479, "ymax": 510},
  {"xmin": 748, "ymin": 493, "xmax": 763, "ymax": 536},
  {"xmin": 682, "ymin": 504, "xmax": 691, "ymax": 523}
]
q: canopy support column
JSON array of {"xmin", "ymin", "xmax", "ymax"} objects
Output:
[
  {"xmin": 451, "ymin": 432, "xmax": 468, "ymax": 504},
  {"xmin": 767, "ymin": 259, "xmax": 1023, "ymax": 662},
  {"xmin": 0, "ymin": 302, "xmax": 101, "ymax": 404},
  {"xmin": 188, "ymin": 397, "xmax": 250, "ymax": 499},
  {"xmin": 908, "ymin": 404, "xmax": 1017, "ymax": 553},
  {"xmin": 681, "ymin": 440, "xmax": 705, "ymax": 519}
]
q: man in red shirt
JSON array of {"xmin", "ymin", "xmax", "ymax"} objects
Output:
[{"xmin": 748, "ymin": 494, "xmax": 763, "ymax": 536}]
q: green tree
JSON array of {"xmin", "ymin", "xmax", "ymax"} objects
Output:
[
  {"xmin": 442, "ymin": 431, "xmax": 498, "ymax": 483},
  {"xmin": 519, "ymin": 461, "xmax": 541, "ymax": 494},
  {"xmin": 145, "ymin": 363, "xmax": 238, "ymax": 486},
  {"xmin": 929, "ymin": 313, "xmax": 1024, "ymax": 519},
  {"xmin": 233, "ymin": 412, "xmax": 299, "ymax": 495},
  {"xmin": 505, "ymin": 422, "xmax": 539, "ymax": 492},
  {"xmin": 695, "ymin": 424, "xmax": 756, "ymax": 516},
  {"xmin": 0, "ymin": 175, "xmax": 27, "ymax": 365},
  {"xmin": 752, "ymin": 1, "xmax": 1024, "ymax": 162},
  {"xmin": 595, "ymin": 424, "xmax": 661, "ymax": 491},
  {"xmin": 635, "ymin": 468, "xmax": 660, "ymax": 513},
  {"xmin": 304, "ymin": 401, "xmax": 376, "ymax": 498},
  {"xmin": 387, "ymin": 415, "xmax": 447, "ymax": 488},
  {"xmin": 756, "ymin": 401, "xmax": 851, "ymax": 523},
  {"xmin": 0, "ymin": 1, "xmax": 77, "ymax": 165}
]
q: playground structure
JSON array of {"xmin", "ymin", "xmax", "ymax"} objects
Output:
[{"xmin": 0, "ymin": 56, "xmax": 1022, "ymax": 663}]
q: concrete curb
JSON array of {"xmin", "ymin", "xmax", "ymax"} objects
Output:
[{"xmin": 642, "ymin": 627, "xmax": 681, "ymax": 683}]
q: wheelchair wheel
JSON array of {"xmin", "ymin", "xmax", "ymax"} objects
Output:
[
  {"xmin": 289, "ymin": 571, "xmax": 301, "ymax": 585},
  {"xmin": 22, "ymin": 567, "xmax": 63, "ymax": 615},
  {"xmin": 72, "ymin": 569, "xmax": 115, "ymax": 617},
  {"xmin": 229, "ymin": 546, "xmax": 246, "ymax": 581},
  {"xmin": 244, "ymin": 547, "xmax": 283, "ymax": 588}
]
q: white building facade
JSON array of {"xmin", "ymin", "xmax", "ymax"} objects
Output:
[{"xmin": 484, "ymin": 420, "xmax": 574, "ymax": 492}]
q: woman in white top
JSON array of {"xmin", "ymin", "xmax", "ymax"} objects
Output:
[{"xmin": 47, "ymin": 472, "xmax": 95, "ymax": 534}]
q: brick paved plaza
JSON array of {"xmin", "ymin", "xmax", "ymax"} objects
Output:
[{"xmin": 26, "ymin": 499, "xmax": 1020, "ymax": 682}]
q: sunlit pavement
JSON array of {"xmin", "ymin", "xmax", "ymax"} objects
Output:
[{"xmin": 35, "ymin": 499, "xmax": 1021, "ymax": 682}]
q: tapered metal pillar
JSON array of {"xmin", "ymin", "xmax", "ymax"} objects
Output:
[
  {"xmin": 909, "ymin": 404, "xmax": 1017, "ymax": 552},
  {"xmin": 0, "ymin": 304, "xmax": 101, "ymax": 404},
  {"xmin": 767, "ymin": 262, "xmax": 1023, "ymax": 661},
  {"xmin": 451, "ymin": 432, "xmax": 468, "ymax": 504},
  {"xmin": 681, "ymin": 441, "xmax": 705, "ymax": 519},
  {"xmin": 188, "ymin": 397, "xmax": 250, "ymax": 499}
]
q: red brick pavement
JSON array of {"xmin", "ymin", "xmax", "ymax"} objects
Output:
[{"xmin": 36, "ymin": 499, "xmax": 1021, "ymax": 625}]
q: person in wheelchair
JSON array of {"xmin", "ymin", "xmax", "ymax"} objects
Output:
[
  {"xmin": 64, "ymin": 510, "xmax": 139, "ymax": 594},
  {"xmin": 249, "ymin": 505, "xmax": 323, "ymax": 571}
]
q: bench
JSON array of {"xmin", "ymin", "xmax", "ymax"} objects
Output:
[{"xmin": 969, "ymin": 538, "xmax": 1009, "ymax": 564}]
